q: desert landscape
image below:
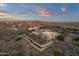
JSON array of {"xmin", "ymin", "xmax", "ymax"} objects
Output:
[{"xmin": 0, "ymin": 20, "xmax": 79, "ymax": 56}]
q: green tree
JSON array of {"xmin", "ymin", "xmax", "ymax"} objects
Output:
[{"xmin": 56, "ymin": 34, "xmax": 64, "ymax": 41}]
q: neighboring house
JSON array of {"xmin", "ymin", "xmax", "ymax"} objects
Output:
[
  {"xmin": 31, "ymin": 31, "xmax": 39, "ymax": 35},
  {"xmin": 40, "ymin": 29, "xmax": 51, "ymax": 32},
  {"xmin": 7, "ymin": 27, "xmax": 18, "ymax": 31},
  {"xmin": 28, "ymin": 26, "xmax": 38, "ymax": 31}
]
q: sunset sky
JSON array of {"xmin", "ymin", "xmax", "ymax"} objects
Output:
[{"xmin": 0, "ymin": 3, "xmax": 79, "ymax": 22}]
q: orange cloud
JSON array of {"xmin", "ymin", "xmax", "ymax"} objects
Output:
[
  {"xmin": 0, "ymin": 10, "xmax": 7, "ymax": 15},
  {"xmin": 0, "ymin": 3, "xmax": 7, "ymax": 7},
  {"xmin": 36, "ymin": 7, "xmax": 52, "ymax": 16}
]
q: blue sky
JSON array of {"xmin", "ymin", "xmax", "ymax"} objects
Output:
[{"xmin": 0, "ymin": 3, "xmax": 79, "ymax": 22}]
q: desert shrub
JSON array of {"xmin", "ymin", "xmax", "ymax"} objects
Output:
[
  {"xmin": 74, "ymin": 43, "xmax": 79, "ymax": 47},
  {"xmin": 15, "ymin": 37, "xmax": 21, "ymax": 41},
  {"xmin": 30, "ymin": 51, "xmax": 40, "ymax": 56},
  {"xmin": 16, "ymin": 51, "xmax": 24, "ymax": 56},
  {"xmin": 19, "ymin": 32, "xmax": 24, "ymax": 35},
  {"xmin": 73, "ymin": 37, "xmax": 79, "ymax": 41},
  {"xmin": 56, "ymin": 34, "xmax": 64, "ymax": 41},
  {"xmin": 52, "ymin": 48, "xmax": 63, "ymax": 56}
]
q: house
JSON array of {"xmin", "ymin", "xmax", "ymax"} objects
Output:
[
  {"xmin": 28, "ymin": 27, "xmax": 60, "ymax": 41},
  {"xmin": 41, "ymin": 31, "xmax": 60, "ymax": 41}
]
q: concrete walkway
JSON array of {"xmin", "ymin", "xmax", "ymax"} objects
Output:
[{"xmin": 17, "ymin": 34, "xmax": 53, "ymax": 51}]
